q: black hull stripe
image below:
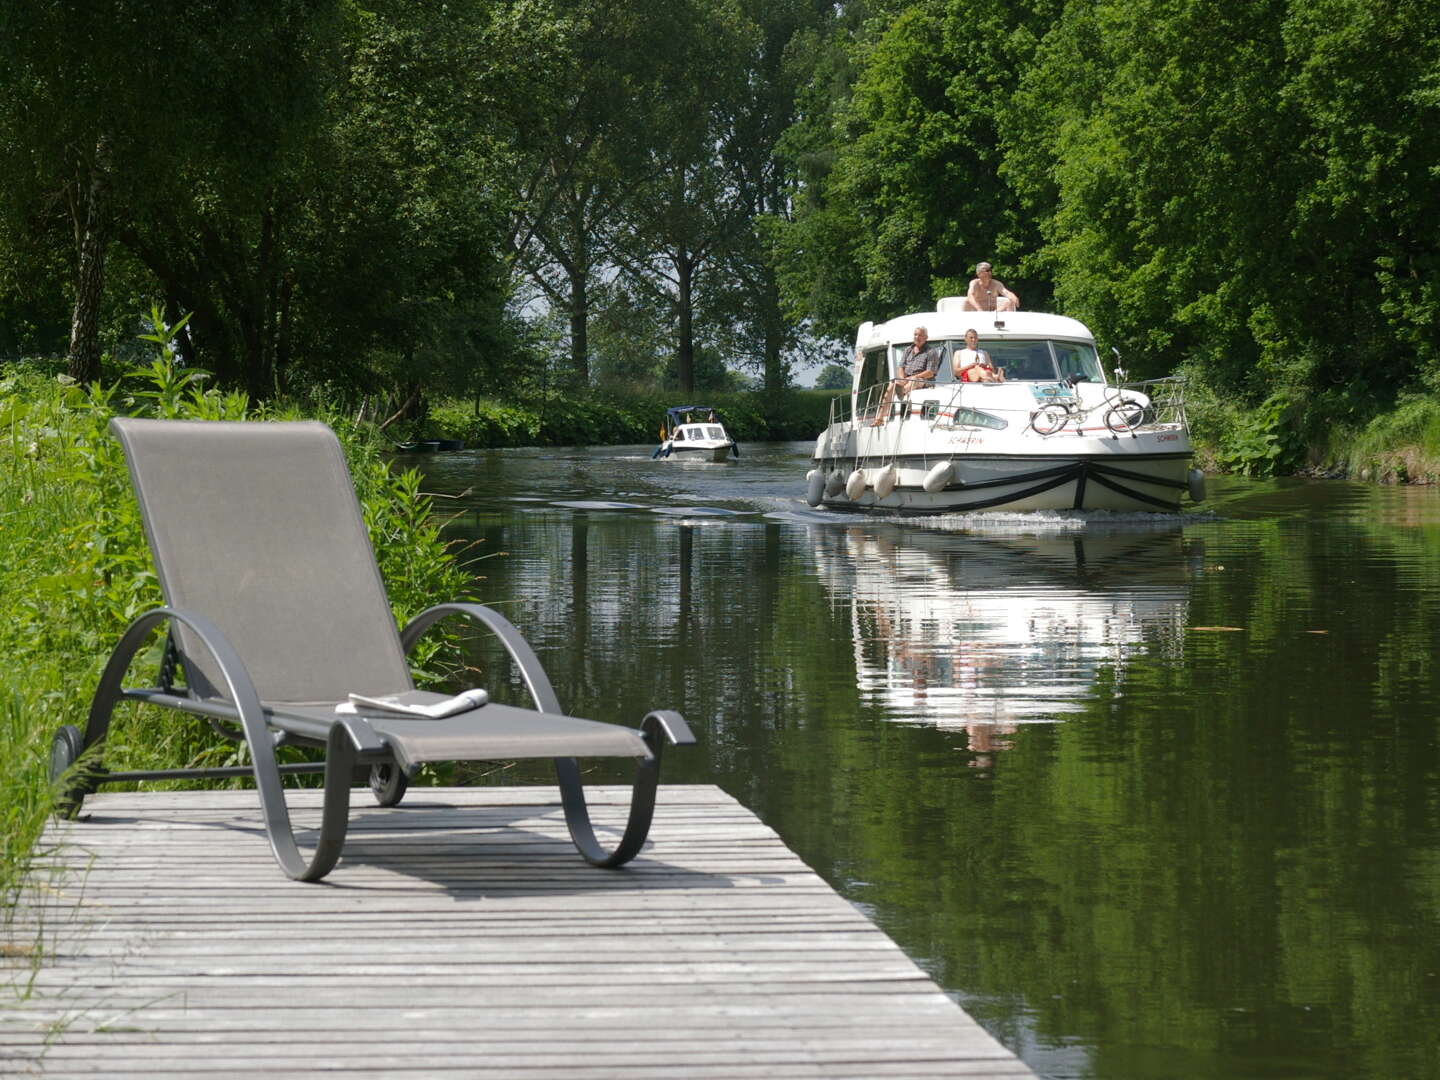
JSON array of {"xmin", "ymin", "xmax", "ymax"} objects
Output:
[{"xmin": 822, "ymin": 457, "xmax": 1185, "ymax": 513}]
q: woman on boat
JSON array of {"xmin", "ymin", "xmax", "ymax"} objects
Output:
[{"xmin": 953, "ymin": 329, "xmax": 1004, "ymax": 383}]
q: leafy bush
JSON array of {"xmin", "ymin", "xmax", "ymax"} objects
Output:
[{"xmin": 1211, "ymin": 393, "xmax": 1307, "ymax": 478}]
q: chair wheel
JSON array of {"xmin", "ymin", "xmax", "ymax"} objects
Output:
[
  {"xmin": 49, "ymin": 725, "xmax": 86, "ymax": 818},
  {"xmin": 369, "ymin": 763, "xmax": 408, "ymax": 806}
]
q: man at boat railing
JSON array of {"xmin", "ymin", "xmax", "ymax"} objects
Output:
[{"xmin": 869, "ymin": 326, "xmax": 943, "ymax": 426}]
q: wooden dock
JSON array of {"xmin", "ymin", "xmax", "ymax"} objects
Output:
[{"xmin": 2, "ymin": 785, "xmax": 1033, "ymax": 1078}]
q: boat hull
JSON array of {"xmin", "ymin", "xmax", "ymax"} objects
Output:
[
  {"xmin": 813, "ymin": 425, "xmax": 1194, "ymax": 514},
  {"xmin": 663, "ymin": 442, "xmax": 733, "ymax": 462}
]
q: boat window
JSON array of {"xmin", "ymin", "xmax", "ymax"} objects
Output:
[
  {"xmin": 950, "ymin": 407, "xmax": 1008, "ymax": 430},
  {"xmin": 984, "ymin": 341, "xmax": 1058, "ymax": 381},
  {"xmin": 930, "ymin": 341, "xmax": 957, "ymax": 385},
  {"xmin": 858, "ymin": 347, "xmax": 887, "ymax": 402},
  {"xmin": 1053, "ymin": 341, "xmax": 1105, "ymax": 383},
  {"xmin": 674, "ymin": 429, "xmax": 685, "ymax": 441},
  {"xmin": 705, "ymin": 426, "xmax": 724, "ymax": 439}
]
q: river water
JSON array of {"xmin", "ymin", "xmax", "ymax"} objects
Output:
[{"xmin": 403, "ymin": 440, "xmax": 1440, "ymax": 1080}]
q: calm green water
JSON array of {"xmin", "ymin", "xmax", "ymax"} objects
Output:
[{"xmin": 407, "ymin": 441, "xmax": 1440, "ymax": 1080}]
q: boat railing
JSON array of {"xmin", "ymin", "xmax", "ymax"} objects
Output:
[
  {"xmin": 828, "ymin": 383, "xmax": 895, "ymax": 429},
  {"xmin": 825, "ymin": 376, "xmax": 1188, "ymax": 434},
  {"xmin": 1119, "ymin": 376, "xmax": 1187, "ymax": 428}
]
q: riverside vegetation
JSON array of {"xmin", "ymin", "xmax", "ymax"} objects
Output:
[{"xmin": 419, "ymin": 386, "xmax": 835, "ymax": 450}]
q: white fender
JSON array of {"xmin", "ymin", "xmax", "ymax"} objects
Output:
[
  {"xmin": 873, "ymin": 463, "xmax": 898, "ymax": 499},
  {"xmin": 1187, "ymin": 467, "xmax": 1207, "ymax": 504},
  {"xmin": 845, "ymin": 469, "xmax": 868, "ymax": 501},
  {"xmin": 805, "ymin": 469, "xmax": 825, "ymax": 507},
  {"xmin": 824, "ymin": 469, "xmax": 846, "ymax": 497},
  {"xmin": 922, "ymin": 460, "xmax": 954, "ymax": 493}
]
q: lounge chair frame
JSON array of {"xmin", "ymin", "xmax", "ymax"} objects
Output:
[{"xmin": 50, "ymin": 419, "xmax": 694, "ymax": 882}]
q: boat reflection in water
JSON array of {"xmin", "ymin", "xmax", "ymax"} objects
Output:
[{"xmin": 813, "ymin": 518, "xmax": 1197, "ymax": 759}]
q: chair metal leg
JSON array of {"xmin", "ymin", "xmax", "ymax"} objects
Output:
[
  {"xmin": 85, "ymin": 607, "xmax": 382, "ymax": 882},
  {"xmin": 400, "ymin": 605, "xmax": 696, "ymax": 867},
  {"xmin": 554, "ymin": 710, "xmax": 694, "ymax": 868}
]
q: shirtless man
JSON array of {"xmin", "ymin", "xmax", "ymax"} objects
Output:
[
  {"xmin": 952, "ymin": 328, "xmax": 1004, "ymax": 383},
  {"xmin": 870, "ymin": 326, "xmax": 942, "ymax": 426},
  {"xmin": 961, "ymin": 262, "xmax": 1019, "ymax": 312}
]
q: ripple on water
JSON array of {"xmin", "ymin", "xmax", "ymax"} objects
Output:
[{"xmin": 648, "ymin": 506, "xmax": 746, "ymax": 518}]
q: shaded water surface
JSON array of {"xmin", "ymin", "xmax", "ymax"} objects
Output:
[{"xmin": 405, "ymin": 441, "xmax": 1440, "ymax": 1080}]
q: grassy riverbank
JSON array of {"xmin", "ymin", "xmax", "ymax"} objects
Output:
[
  {"xmin": 0, "ymin": 358, "xmax": 472, "ymax": 943},
  {"xmin": 1186, "ymin": 377, "xmax": 1440, "ymax": 483}
]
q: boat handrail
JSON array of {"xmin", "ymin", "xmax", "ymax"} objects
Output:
[{"xmin": 825, "ymin": 375, "xmax": 1188, "ymax": 435}]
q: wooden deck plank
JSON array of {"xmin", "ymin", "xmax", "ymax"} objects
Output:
[{"xmin": 4, "ymin": 785, "xmax": 1033, "ymax": 1079}]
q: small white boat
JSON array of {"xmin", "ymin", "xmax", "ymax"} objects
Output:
[
  {"xmin": 806, "ymin": 303, "xmax": 1204, "ymax": 513},
  {"xmin": 654, "ymin": 406, "xmax": 738, "ymax": 462}
]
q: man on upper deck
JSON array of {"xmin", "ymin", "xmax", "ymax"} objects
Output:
[{"xmin": 960, "ymin": 262, "xmax": 1020, "ymax": 312}]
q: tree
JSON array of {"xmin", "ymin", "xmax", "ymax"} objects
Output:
[
  {"xmin": 814, "ymin": 361, "xmax": 853, "ymax": 390},
  {"xmin": 504, "ymin": 0, "xmax": 683, "ymax": 386},
  {"xmin": 772, "ymin": 0, "xmax": 1056, "ymax": 344},
  {"xmin": 600, "ymin": 0, "xmax": 758, "ymax": 394},
  {"xmin": 0, "ymin": 1, "xmax": 558, "ymax": 400},
  {"xmin": 713, "ymin": 0, "xmax": 835, "ymax": 395},
  {"xmin": 0, "ymin": 0, "xmax": 347, "ymax": 385}
]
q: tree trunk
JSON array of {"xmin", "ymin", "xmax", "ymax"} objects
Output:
[
  {"xmin": 758, "ymin": 267, "xmax": 787, "ymax": 395},
  {"xmin": 246, "ymin": 209, "xmax": 276, "ymax": 400},
  {"xmin": 676, "ymin": 251, "xmax": 695, "ymax": 393},
  {"xmin": 569, "ymin": 270, "xmax": 589, "ymax": 385},
  {"xmin": 67, "ymin": 152, "xmax": 109, "ymax": 383},
  {"xmin": 275, "ymin": 268, "xmax": 295, "ymax": 389}
]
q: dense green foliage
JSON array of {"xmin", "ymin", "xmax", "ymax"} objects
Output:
[
  {"xmin": 0, "ymin": 0, "xmax": 835, "ymax": 403},
  {"xmin": 0, "ymin": 349, "xmax": 471, "ymax": 927}
]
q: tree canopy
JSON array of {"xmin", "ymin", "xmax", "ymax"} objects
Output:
[{"xmin": 2, "ymin": 0, "xmax": 1437, "ymax": 414}]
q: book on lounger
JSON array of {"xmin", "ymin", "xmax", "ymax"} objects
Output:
[{"xmin": 335, "ymin": 688, "xmax": 489, "ymax": 718}]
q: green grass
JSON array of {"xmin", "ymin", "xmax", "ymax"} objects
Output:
[
  {"xmin": 1327, "ymin": 395, "xmax": 1440, "ymax": 483},
  {"xmin": 1184, "ymin": 377, "xmax": 1440, "ymax": 483}
]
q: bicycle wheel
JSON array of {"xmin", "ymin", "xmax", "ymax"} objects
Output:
[
  {"xmin": 1030, "ymin": 404, "xmax": 1072, "ymax": 435},
  {"xmin": 1104, "ymin": 399, "xmax": 1147, "ymax": 432}
]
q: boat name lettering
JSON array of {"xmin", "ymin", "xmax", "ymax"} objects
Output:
[{"xmin": 1156, "ymin": 433, "xmax": 1179, "ymax": 442}]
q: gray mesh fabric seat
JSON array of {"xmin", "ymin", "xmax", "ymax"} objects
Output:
[{"xmin": 49, "ymin": 418, "xmax": 693, "ymax": 881}]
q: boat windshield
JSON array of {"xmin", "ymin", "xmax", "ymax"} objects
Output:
[{"xmin": 868, "ymin": 338, "xmax": 1105, "ymax": 385}]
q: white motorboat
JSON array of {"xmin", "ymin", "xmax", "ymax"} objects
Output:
[
  {"xmin": 654, "ymin": 405, "xmax": 738, "ymax": 462},
  {"xmin": 805, "ymin": 302, "xmax": 1204, "ymax": 513}
]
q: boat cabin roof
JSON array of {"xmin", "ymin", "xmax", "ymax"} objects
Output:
[
  {"xmin": 666, "ymin": 405, "xmax": 724, "ymax": 424},
  {"xmin": 856, "ymin": 303, "xmax": 1093, "ymax": 352}
]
